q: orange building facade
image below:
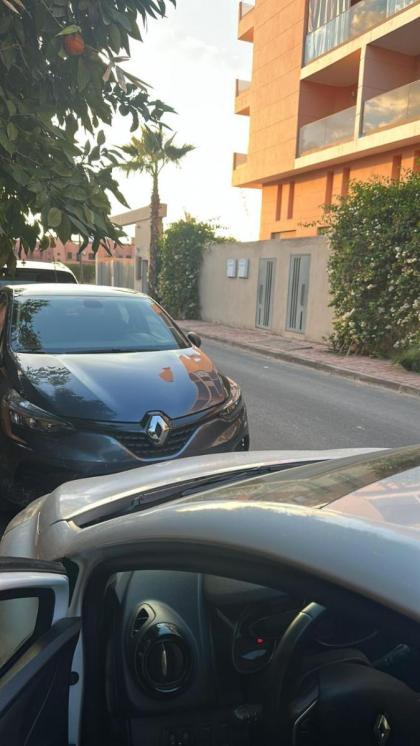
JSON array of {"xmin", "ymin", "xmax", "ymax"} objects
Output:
[{"xmin": 233, "ymin": 0, "xmax": 420, "ymax": 239}]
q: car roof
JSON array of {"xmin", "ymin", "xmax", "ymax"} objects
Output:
[{"xmin": 8, "ymin": 283, "xmax": 147, "ymax": 298}]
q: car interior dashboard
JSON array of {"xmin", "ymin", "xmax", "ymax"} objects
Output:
[{"xmin": 99, "ymin": 570, "xmax": 420, "ymax": 746}]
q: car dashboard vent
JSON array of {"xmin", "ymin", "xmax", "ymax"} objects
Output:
[
  {"xmin": 131, "ymin": 604, "xmax": 155, "ymax": 637},
  {"xmin": 134, "ymin": 622, "xmax": 192, "ymax": 697}
]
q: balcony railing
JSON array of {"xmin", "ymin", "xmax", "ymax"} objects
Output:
[
  {"xmin": 236, "ymin": 79, "xmax": 251, "ymax": 95},
  {"xmin": 298, "ymin": 105, "xmax": 356, "ymax": 156},
  {"xmin": 239, "ymin": 2, "xmax": 254, "ymax": 19},
  {"xmin": 233, "ymin": 153, "xmax": 248, "ymax": 169},
  {"xmin": 362, "ymin": 78, "xmax": 420, "ymax": 135},
  {"xmin": 305, "ymin": 0, "xmax": 417, "ymax": 64}
]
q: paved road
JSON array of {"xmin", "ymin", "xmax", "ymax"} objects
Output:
[{"xmin": 203, "ymin": 340, "xmax": 420, "ymax": 450}]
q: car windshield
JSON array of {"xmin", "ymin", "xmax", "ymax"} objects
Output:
[
  {"xmin": 10, "ymin": 294, "xmax": 188, "ymax": 354},
  {"xmin": 185, "ymin": 446, "xmax": 420, "ymax": 510}
]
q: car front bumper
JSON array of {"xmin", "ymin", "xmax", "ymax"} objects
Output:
[{"xmin": 1, "ymin": 403, "xmax": 249, "ymax": 499}]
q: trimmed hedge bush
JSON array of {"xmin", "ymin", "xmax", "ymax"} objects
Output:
[
  {"xmin": 323, "ymin": 172, "xmax": 420, "ymax": 357},
  {"xmin": 158, "ymin": 217, "xmax": 220, "ymax": 319}
]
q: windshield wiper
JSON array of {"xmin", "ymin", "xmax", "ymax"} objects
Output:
[
  {"xmin": 73, "ymin": 464, "xmax": 302, "ymax": 528},
  {"xmin": 61, "ymin": 347, "xmax": 169, "ymax": 354}
]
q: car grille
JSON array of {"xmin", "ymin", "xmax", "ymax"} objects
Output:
[{"xmin": 117, "ymin": 423, "xmax": 197, "ymax": 460}]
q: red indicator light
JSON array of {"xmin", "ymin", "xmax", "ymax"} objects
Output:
[{"xmin": 256, "ymin": 638, "xmax": 265, "ymax": 646}]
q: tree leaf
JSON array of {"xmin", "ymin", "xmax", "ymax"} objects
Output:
[
  {"xmin": 91, "ymin": 192, "xmax": 109, "ymax": 209},
  {"xmin": 109, "ymin": 24, "xmax": 121, "ymax": 52},
  {"xmin": 47, "ymin": 207, "xmax": 63, "ymax": 228},
  {"xmin": 56, "ymin": 25, "xmax": 82, "ymax": 37},
  {"xmin": 6, "ymin": 122, "xmax": 17, "ymax": 141},
  {"xmin": 67, "ymin": 186, "xmax": 87, "ymax": 201},
  {"xmin": 97, "ymin": 129, "xmax": 105, "ymax": 146},
  {"xmin": 89, "ymin": 145, "xmax": 100, "ymax": 161},
  {"xmin": 77, "ymin": 57, "xmax": 90, "ymax": 91},
  {"xmin": 5, "ymin": 99, "xmax": 16, "ymax": 116}
]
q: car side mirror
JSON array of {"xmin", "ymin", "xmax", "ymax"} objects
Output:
[{"xmin": 187, "ymin": 331, "xmax": 202, "ymax": 348}]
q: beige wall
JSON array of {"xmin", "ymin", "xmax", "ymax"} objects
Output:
[
  {"xmin": 111, "ymin": 204, "xmax": 167, "ymax": 264},
  {"xmin": 200, "ymin": 236, "xmax": 333, "ymax": 344}
]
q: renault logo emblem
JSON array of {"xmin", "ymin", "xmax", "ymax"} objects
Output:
[
  {"xmin": 374, "ymin": 714, "xmax": 391, "ymax": 746},
  {"xmin": 145, "ymin": 414, "xmax": 170, "ymax": 447}
]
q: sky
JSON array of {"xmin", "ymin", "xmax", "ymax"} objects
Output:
[{"xmin": 106, "ymin": 0, "xmax": 261, "ymax": 241}]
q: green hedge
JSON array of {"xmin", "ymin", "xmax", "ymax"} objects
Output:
[
  {"xmin": 323, "ymin": 172, "xmax": 420, "ymax": 358},
  {"xmin": 158, "ymin": 218, "xmax": 219, "ymax": 319}
]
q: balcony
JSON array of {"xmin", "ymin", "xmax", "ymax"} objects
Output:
[
  {"xmin": 362, "ymin": 78, "xmax": 420, "ymax": 135},
  {"xmin": 298, "ymin": 105, "xmax": 356, "ymax": 156},
  {"xmin": 235, "ymin": 79, "xmax": 251, "ymax": 115},
  {"xmin": 233, "ymin": 152, "xmax": 248, "ymax": 169},
  {"xmin": 238, "ymin": 2, "xmax": 255, "ymax": 42},
  {"xmin": 305, "ymin": 0, "xmax": 417, "ymax": 65}
]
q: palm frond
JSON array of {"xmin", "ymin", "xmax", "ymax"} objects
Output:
[
  {"xmin": 120, "ymin": 123, "xmax": 195, "ymax": 177},
  {"xmin": 1, "ymin": 0, "xmax": 24, "ymax": 14}
]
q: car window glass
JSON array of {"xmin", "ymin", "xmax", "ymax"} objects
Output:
[
  {"xmin": 0, "ymin": 596, "xmax": 39, "ymax": 670},
  {"xmin": 10, "ymin": 295, "xmax": 188, "ymax": 354},
  {"xmin": 0, "ymin": 267, "xmax": 76, "ymax": 284},
  {"xmin": 0, "ymin": 295, "xmax": 6, "ymax": 337}
]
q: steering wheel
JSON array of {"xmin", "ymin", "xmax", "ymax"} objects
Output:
[{"xmin": 263, "ymin": 602, "xmax": 420, "ymax": 745}]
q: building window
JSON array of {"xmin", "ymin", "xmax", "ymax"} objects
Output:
[
  {"xmin": 414, "ymin": 151, "xmax": 420, "ymax": 172},
  {"xmin": 67, "ymin": 252, "xmax": 73, "ymax": 260},
  {"xmin": 275, "ymin": 185, "xmax": 282, "ymax": 221},
  {"xmin": 287, "ymin": 182, "xmax": 295, "ymax": 220},
  {"xmin": 126, "ymin": 255, "xmax": 131, "ymax": 259},
  {"xmin": 325, "ymin": 171, "xmax": 334, "ymax": 206},
  {"xmin": 391, "ymin": 155, "xmax": 402, "ymax": 181},
  {"xmin": 271, "ymin": 232, "xmax": 281, "ymax": 239},
  {"xmin": 341, "ymin": 167, "xmax": 350, "ymax": 197},
  {"xmin": 89, "ymin": 252, "xmax": 95, "ymax": 260}
]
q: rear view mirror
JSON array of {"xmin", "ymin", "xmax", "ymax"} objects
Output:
[{"xmin": 187, "ymin": 331, "xmax": 202, "ymax": 348}]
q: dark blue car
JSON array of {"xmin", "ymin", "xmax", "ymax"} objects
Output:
[{"xmin": 0, "ymin": 284, "xmax": 248, "ymax": 507}]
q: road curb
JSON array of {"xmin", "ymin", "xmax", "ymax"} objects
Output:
[{"xmin": 192, "ymin": 329, "xmax": 420, "ymax": 399}]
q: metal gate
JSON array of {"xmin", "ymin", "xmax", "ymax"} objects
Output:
[
  {"xmin": 286, "ymin": 254, "xmax": 310, "ymax": 333},
  {"xmin": 256, "ymin": 258, "xmax": 275, "ymax": 329}
]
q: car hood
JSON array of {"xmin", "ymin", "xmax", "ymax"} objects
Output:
[
  {"xmin": 1, "ymin": 449, "xmax": 384, "ymax": 552},
  {"xmin": 14, "ymin": 347, "xmax": 226, "ymax": 422}
]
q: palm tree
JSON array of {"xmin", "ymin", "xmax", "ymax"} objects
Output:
[{"xmin": 121, "ymin": 124, "xmax": 194, "ymax": 299}]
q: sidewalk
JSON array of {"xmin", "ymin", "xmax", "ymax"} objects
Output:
[{"xmin": 178, "ymin": 320, "xmax": 420, "ymax": 398}]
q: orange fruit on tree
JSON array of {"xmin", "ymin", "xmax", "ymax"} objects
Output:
[{"xmin": 64, "ymin": 33, "xmax": 85, "ymax": 56}]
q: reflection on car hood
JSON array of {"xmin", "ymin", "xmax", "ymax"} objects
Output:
[
  {"xmin": 2, "ymin": 448, "xmax": 382, "ymax": 537},
  {"xmin": 14, "ymin": 347, "xmax": 226, "ymax": 422}
]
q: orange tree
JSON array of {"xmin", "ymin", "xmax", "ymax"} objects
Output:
[{"xmin": 0, "ymin": 0, "xmax": 174, "ymax": 269}]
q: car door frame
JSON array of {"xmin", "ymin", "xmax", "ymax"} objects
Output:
[{"xmin": 0, "ymin": 557, "xmax": 80, "ymax": 746}]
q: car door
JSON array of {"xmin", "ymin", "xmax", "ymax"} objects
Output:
[{"xmin": 0, "ymin": 557, "xmax": 80, "ymax": 746}]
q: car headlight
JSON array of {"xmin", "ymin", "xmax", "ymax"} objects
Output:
[
  {"xmin": 1, "ymin": 390, "xmax": 74, "ymax": 441},
  {"xmin": 221, "ymin": 378, "xmax": 242, "ymax": 419}
]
